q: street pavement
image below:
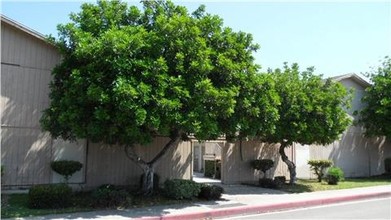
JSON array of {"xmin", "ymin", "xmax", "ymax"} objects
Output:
[
  {"xmin": 220, "ymin": 198, "xmax": 391, "ymax": 219},
  {"xmin": 5, "ymin": 176, "xmax": 391, "ymax": 220}
]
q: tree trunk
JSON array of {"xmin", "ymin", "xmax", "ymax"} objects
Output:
[
  {"xmin": 124, "ymin": 130, "xmax": 183, "ymax": 196},
  {"xmin": 140, "ymin": 164, "xmax": 154, "ymax": 196},
  {"xmin": 279, "ymin": 143, "xmax": 296, "ymax": 185}
]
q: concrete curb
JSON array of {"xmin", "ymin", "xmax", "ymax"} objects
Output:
[{"xmin": 134, "ymin": 191, "xmax": 391, "ymax": 220}]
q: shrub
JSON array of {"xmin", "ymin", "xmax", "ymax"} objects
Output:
[
  {"xmin": 50, "ymin": 160, "xmax": 83, "ymax": 183},
  {"xmin": 274, "ymin": 176, "xmax": 286, "ymax": 185},
  {"xmin": 198, "ymin": 184, "xmax": 224, "ymax": 200},
  {"xmin": 28, "ymin": 184, "xmax": 72, "ymax": 209},
  {"xmin": 327, "ymin": 166, "xmax": 344, "ymax": 185},
  {"xmin": 258, "ymin": 178, "xmax": 281, "ymax": 189},
  {"xmin": 164, "ymin": 179, "xmax": 201, "ymax": 200},
  {"xmin": 204, "ymin": 160, "xmax": 221, "ymax": 179},
  {"xmin": 308, "ymin": 159, "xmax": 333, "ymax": 182},
  {"xmin": 92, "ymin": 184, "xmax": 132, "ymax": 208},
  {"xmin": 250, "ymin": 159, "xmax": 274, "ymax": 179},
  {"xmin": 384, "ymin": 158, "xmax": 391, "ymax": 173}
]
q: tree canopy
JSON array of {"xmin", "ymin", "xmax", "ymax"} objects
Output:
[
  {"xmin": 40, "ymin": 0, "xmax": 352, "ymax": 189},
  {"xmin": 267, "ymin": 63, "xmax": 351, "ymax": 146},
  {"xmin": 265, "ymin": 63, "xmax": 351, "ymax": 184},
  {"xmin": 40, "ymin": 0, "xmax": 280, "ymax": 193},
  {"xmin": 41, "ymin": 0, "xmax": 279, "ymax": 145},
  {"xmin": 358, "ymin": 57, "xmax": 391, "ymax": 138}
]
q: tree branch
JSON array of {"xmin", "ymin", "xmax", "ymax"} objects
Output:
[
  {"xmin": 148, "ymin": 130, "xmax": 183, "ymax": 165},
  {"xmin": 124, "ymin": 144, "xmax": 148, "ymax": 167}
]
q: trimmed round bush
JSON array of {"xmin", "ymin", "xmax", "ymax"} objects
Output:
[
  {"xmin": 327, "ymin": 166, "xmax": 344, "ymax": 185},
  {"xmin": 28, "ymin": 184, "xmax": 72, "ymax": 209},
  {"xmin": 273, "ymin": 176, "xmax": 286, "ymax": 187},
  {"xmin": 50, "ymin": 160, "xmax": 83, "ymax": 182},
  {"xmin": 308, "ymin": 159, "xmax": 333, "ymax": 182},
  {"xmin": 92, "ymin": 184, "xmax": 132, "ymax": 208},
  {"xmin": 198, "ymin": 184, "xmax": 224, "ymax": 200},
  {"xmin": 250, "ymin": 159, "xmax": 274, "ymax": 179},
  {"xmin": 258, "ymin": 178, "xmax": 281, "ymax": 189},
  {"xmin": 164, "ymin": 179, "xmax": 201, "ymax": 200},
  {"xmin": 250, "ymin": 159, "xmax": 274, "ymax": 173}
]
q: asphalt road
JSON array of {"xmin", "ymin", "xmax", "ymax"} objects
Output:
[{"xmin": 220, "ymin": 198, "xmax": 391, "ymax": 219}]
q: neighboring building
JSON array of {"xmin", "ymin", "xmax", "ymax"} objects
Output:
[
  {"xmin": 295, "ymin": 74, "xmax": 391, "ymax": 178},
  {"xmin": 1, "ymin": 15, "xmax": 191, "ymax": 189}
]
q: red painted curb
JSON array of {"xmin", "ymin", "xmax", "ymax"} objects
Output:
[{"xmin": 133, "ymin": 191, "xmax": 391, "ymax": 220}]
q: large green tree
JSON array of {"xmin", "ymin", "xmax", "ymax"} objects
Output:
[
  {"xmin": 41, "ymin": 0, "xmax": 279, "ymax": 195},
  {"xmin": 265, "ymin": 63, "xmax": 351, "ymax": 184},
  {"xmin": 358, "ymin": 57, "xmax": 391, "ymax": 138}
]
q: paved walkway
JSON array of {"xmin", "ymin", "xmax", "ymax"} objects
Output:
[{"xmin": 6, "ymin": 175, "xmax": 391, "ymax": 220}]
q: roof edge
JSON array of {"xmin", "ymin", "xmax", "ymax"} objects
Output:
[
  {"xmin": 330, "ymin": 73, "xmax": 371, "ymax": 88},
  {"xmin": 1, "ymin": 14, "xmax": 51, "ymax": 44}
]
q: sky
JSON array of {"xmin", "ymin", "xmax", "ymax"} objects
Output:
[{"xmin": 1, "ymin": 0, "xmax": 390, "ymax": 79}]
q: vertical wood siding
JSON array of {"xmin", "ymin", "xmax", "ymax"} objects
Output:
[
  {"xmin": 221, "ymin": 141, "xmax": 290, "ymax": 184},
  {"xmin": 1, "ymin": 128, "xmax": 52, "ymax": 186},
  {"xmin": 85, "ymin": 138, "xmax": 192, "ymax": 188},
  {"xmin": 296, "ymin": 126, "xmax": 391, "ymax": 178},
  {"xmin": 1, "ymin": 21, "xmax": 64, "ymax": 187}
]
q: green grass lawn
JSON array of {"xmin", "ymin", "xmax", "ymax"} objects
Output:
[{"xmin": 281, "ymin": 176, "xmax": 391, "ymax": 193}]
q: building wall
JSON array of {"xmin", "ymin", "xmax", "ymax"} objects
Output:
[
  {"xmin": 296, "ymin": 78, "xmax": 391, "ymax": 179},
  {"xmin": 221, "ymin": 141, "xmax": 290, "ymax": 184},
  {"xmin": 85, "ymin": 138, "xmax": 192, "ymax": 189},
  {"xmin": 338, "ymin": 78, "xmax": 366, "ymax": 118},
  {"xmin": 1, "ymin": 21, "xmax": 64, "ymax": 186}
]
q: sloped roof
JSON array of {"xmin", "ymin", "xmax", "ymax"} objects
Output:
[
  {"xmin": 331, "ymin": 73, "xmax": 371, "ymax": 88},
  {"xmin": 1, "ymin": 14, "xmax": 51, "ymax": 45}
]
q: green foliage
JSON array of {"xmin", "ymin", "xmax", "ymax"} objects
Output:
[
  {"xmin": 198, "ymin": 184, "xmax": 224, "ymax": 200},
  {"xmin": 40, "ymin": 0, "xmax": 275, "ymax": 145},
  {"xmin": 384, "ymin": 158, "xmax": 391, "ymax": 173},
  {"xmin": 264, "ymin": 63, "xmax": 351, "ymax": 184},
  {"xmin": 358, "ymin": 57, "xmax": 391, "ymax": 138},
  {"xmin": 50, "ymin": 160, "xmax": 83, "ymax": 182},
  {"xmin": 28, "ymin": 184, "xmax": 72, "ymax": 209},
  {"xmin": 267, "ymin": 63, "xmax": 351, "ymax": 146},
  {"xmin": 40, "ymin": 0, "xmax": 279, "ymax": 195},
  {"xmin": 92, "ymin": 184, "xmax": 132, "ymax": 208},
  {"xmin": 204, "ymin": 160, "xmax": 221, "ymax": 179},
  {"xmin": 327, "ymin": 167, "xmax": 344, "ymax": 185},
  {"xmin": 274, "ymin": 176, "xmax": 286, "ymax": 184},
  {"xmin": 250, "ymin": 159, "xmax": 274, "ymax": 173},
  {"xmin": 308, "ymin": 159, "xmax": 333, "ymax": 182},
  {"xmin": 163, "ymin": 179, "xmax": 201, "ymax": 200},
  {"xmin": 258, "ymin": 178, "xmax": 281, "ymax": 189}
]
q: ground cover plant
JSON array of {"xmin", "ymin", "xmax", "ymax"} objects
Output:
[
  {"xmin": 1, "ymin": 189, "xmax": 193, "ymax": 218},
  {"xmin": 1, "ymin": 181, "xmax": 225, "ymax": 218}
]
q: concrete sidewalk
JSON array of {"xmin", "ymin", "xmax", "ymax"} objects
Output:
[{"xmin": 9, "ymin": 184, "xmax": 391, "ymax": 220}]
